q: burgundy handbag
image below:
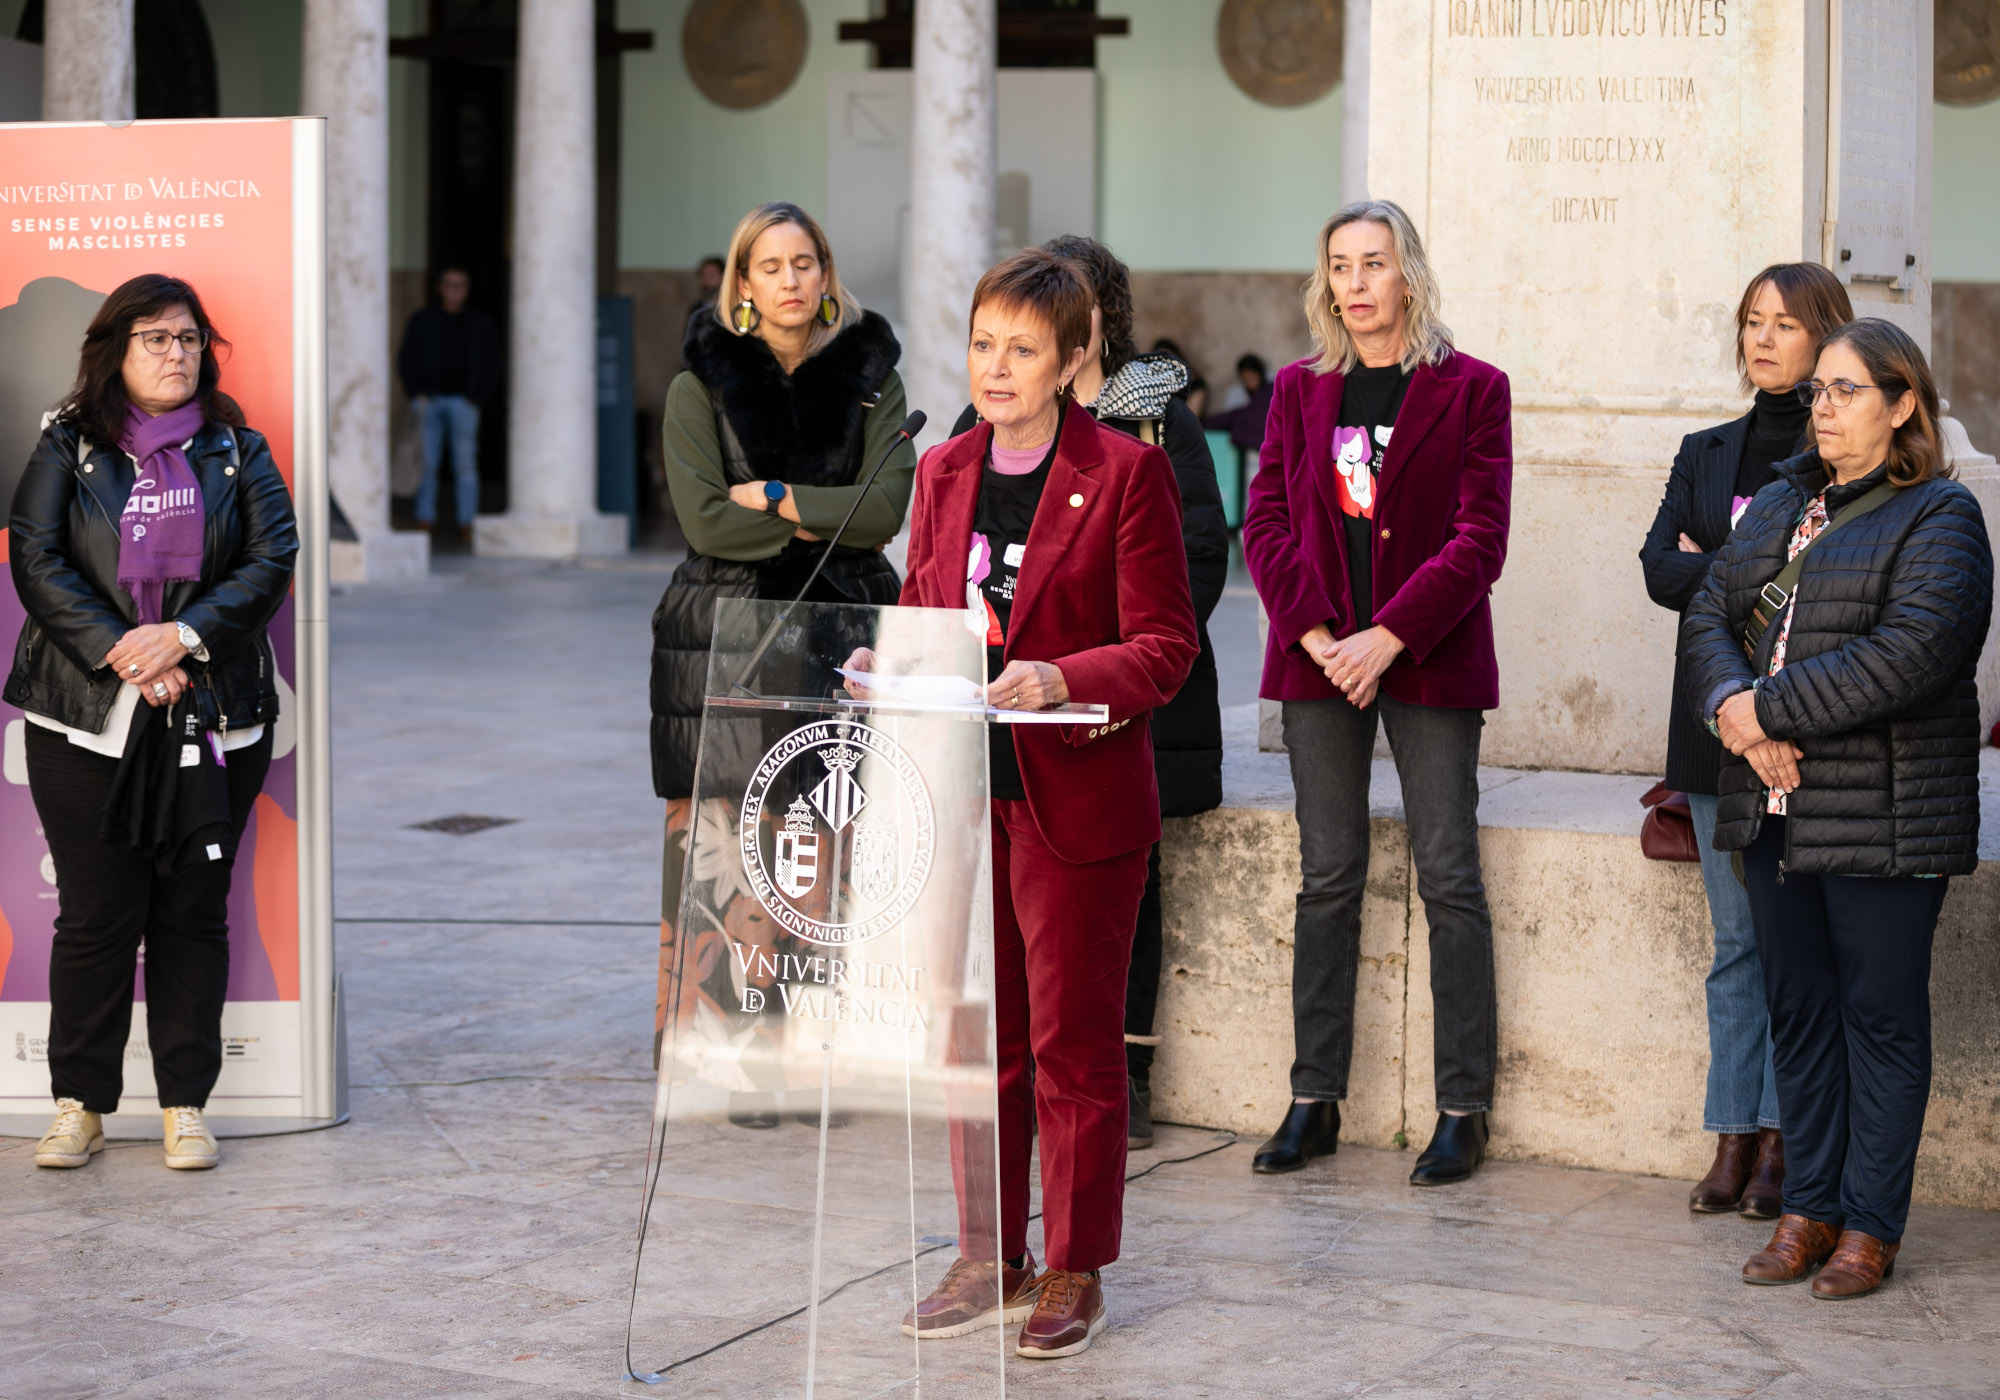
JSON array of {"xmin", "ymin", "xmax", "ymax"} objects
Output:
[{"xmin": 1639, "ymin": 781, "xmax": 1700, "ymax": 863}]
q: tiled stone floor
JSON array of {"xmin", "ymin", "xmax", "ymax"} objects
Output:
[{"xmin": 3, "ymin": 557, "xmax": 1998, "ymax": 1398}]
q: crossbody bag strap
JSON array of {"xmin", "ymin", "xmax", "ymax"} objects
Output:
[{"xmin": 1742, "ymin": 480, "xmax": 1900, "ymax": 660}]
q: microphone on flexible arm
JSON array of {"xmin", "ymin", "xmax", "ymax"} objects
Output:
[{"xmin": 729, "ymin": 409, "xmax": 926, "ymax": 697}]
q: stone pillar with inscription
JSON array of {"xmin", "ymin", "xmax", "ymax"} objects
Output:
[
  {"xmin": 478, "ymin": 0, "xmax": 625, "ymax": 559},
  {"xmin": 41, "ymin": 0, "xmax": 133, "ymax": 122},
  {"xmin": 903, "ymin": 0, "xmax": 997, "ymax": 454},
  {"xmin": 1368, "ymin": 0, "xmax": 1994, "ymax": 772},
  {"xmin": 303, "ymin": 0, "xmax": 429, "ymax": 584}
]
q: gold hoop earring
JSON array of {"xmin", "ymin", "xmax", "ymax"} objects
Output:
[
  {"xmin": 818, "ymin": 294, "xmax": 839, "ymax": 327},
  {"xmin": 1330, "ymin": 302, "xmax": 1342, "ymax": 319},
  {"xmin": 732, "ymin": 299, "xmax": 762, "ymax": 336},
  {"xmin": 1403, "ymin": 294, "xmax": 1413, "ymax": 311}
]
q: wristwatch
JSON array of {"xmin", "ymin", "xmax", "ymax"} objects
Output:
[
  {"xmin": 762, "ymin": 480, "xmax": 787, "ymax": 515},
  {"xmin": 175, "ymin": 620, "xmax": 206, "ymax": 660}
]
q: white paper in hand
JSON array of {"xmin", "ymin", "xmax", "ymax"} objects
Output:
[{"xmin": 835, "ymin": 668, "xmax": 984, "ymax": 706}]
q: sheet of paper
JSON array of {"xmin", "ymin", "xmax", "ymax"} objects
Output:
[{"xmin": 835, "ymin": 668, "xmax": 985, "ymax": 706}]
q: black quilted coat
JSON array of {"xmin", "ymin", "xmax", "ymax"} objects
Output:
[
  {"xmin": 649, "ymin": 311, "xmax": 904, "ymax": 798},
  {"xmin": 1680, "ymin": 452, "xmax": 1993, "ymax": 876}
]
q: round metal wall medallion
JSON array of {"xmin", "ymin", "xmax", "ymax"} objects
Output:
[
  {"xmin": 1936, "ymin": 0, "xmax": 2000, "ymax": 105},
  {"xmin": 683, "ymin": 0, "xmax": 810, "ymax": 111},
  {"xmin": 1218, "ymin": 0, "xmax": 1344, "ymax": 109}
]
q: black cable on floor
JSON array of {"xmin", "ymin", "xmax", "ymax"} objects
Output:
[{"xmin": 621, "ymin": 1130, "xmax": 1240, "ymax": 1386}]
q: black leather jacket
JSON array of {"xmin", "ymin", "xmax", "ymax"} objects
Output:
[
  {"xmin": 1681, "ymin": 452, "xmax": 1993, "ymax": 876},
  {"xmin": 7, "ymin": 418, "xmax": 299, "ymax": 735}
]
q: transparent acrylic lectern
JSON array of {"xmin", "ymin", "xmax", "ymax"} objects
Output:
[{"xmin": 625, "ymin": 599, "xmax": 1107, "ymax": 1396}]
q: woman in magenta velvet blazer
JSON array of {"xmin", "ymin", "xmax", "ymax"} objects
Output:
[
  {"xmin": 859, "ymin": 250, "xmax": 1195, "ymax": 1359},
  {"xmin": 1243, "ymin": 200, "xmax": 1512, "ymax": 1188}
]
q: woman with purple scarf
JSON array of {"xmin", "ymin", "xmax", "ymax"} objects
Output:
[{"xmin": 7, "ymin": 274, "xmax": 297, "ymax": 1171}]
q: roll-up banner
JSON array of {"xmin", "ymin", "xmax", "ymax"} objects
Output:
[{"xmin": 0, "ymin": 118, "xmax": 338, "ymax": 1136}]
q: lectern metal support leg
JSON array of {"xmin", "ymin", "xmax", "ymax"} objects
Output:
[{"xmin": 804, "ymin": 1039, "xmax": 834, "ymax": 1398}]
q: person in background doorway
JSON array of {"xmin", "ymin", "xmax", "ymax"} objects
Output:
[
  {"xmin": 10, "ymin": 274, "xmax": 297, "ymax": 1173},
  {"xmin": 1683, "ymin": 319, "xmax": 1991, "ymax": 1299},
  {"xmin": 1639, "ymin": 262, "xmax": 1853, "ymax": 1221},
  {"xmin": 397, "ymin": 266, "xmax": 501, "ymax": 545},
  {"xmin": 952, "ymin": 235, "xmax": 1228, "ymax": 1152},
  {"xmin": 1150, "ymin": 336, "xmax": 1208, "ymax": 418},
  {"xmin": 1243, "ymin": 200, "xmax": 1511, "ymax": 1187},
  {"xmin": 1204, "ymin": 353, "xmax": 1276, "ymax": 522},
  {"xmin": 684, "ymin": 255, "xmax": 726, "ymax": 339}
]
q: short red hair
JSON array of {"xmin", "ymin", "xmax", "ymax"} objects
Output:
[{"xmin": 967, "ymin": 249, "xmax": 1093, "ymax": 366}]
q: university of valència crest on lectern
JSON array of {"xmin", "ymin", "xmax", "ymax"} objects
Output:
[{"xmin": 739, "ymin": 720, "xmax": 936, "ymax": 947}]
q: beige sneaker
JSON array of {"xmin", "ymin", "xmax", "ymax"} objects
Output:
[
  {"xmin": 162, "ymin": 1106, "xmax": 219, "ymax": 1170},
  {"xmin": 34, "ymin": 1098, "xmax": 104, "ymax": 1168}
]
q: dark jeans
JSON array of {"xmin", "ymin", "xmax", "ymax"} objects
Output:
[
  {"xmin": 1742, "ymin": 817, "xmax": 1947, "ymax": 1242},
  {"xmin": 25, "ymin": 722, "xmax": 273, "ymax": 1113},
  {"xmin": 1283, "ymin": 697, "xmax": 1497, "ymax": 1112},
  {"xmin": 1124, "ymin": 844, "xmax": 1163, "ymax": 1067}
]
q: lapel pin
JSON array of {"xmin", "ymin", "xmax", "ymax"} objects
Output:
[{"xmin": 1068, "ymin": 493, "xmax": 1084, "ymax": 508}]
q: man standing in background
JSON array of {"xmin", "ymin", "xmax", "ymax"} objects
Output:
[{"xmin": 397, "ymin": 266, "xmax": 501, "ymax": 544}]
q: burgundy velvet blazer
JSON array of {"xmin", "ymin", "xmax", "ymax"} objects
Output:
[
  {"xmin": 1243, "ymin": 349, "xmax": 1512, "ymax": 709},
  {"xmin": 900, "ymin": 401, "xmax": 1198, "ymax": 864}
]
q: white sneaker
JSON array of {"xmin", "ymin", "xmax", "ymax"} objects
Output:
[
  {"xmin": 34, "ymin": 1098, "xmax": 104, "ymax": 1168},
  {"xmin": 162, "ymin": 1106, "xmax": 219, "ymax": 1170}
]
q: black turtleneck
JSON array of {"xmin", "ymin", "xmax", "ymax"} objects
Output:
[{"xmin": 1736, "ymin": 387, "xmax": 1810, "ymax": 506}]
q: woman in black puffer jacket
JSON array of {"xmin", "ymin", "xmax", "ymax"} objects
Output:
[
  {"xmin": 647, "ymin": 204, "xmax": 915, "ymax": 1120},
  {"xmin": 1682, "ymin": 318, "xmax": 1993, "ymax": 1302}
]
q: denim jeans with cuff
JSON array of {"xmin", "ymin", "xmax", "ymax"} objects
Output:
[{"xmin": 1687, "ymin": 793, "xmax": 1779, "ymax": 1134}]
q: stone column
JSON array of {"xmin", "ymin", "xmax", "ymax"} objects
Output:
[
  {"xmin": 477, "ymin": 0, "xmax": 623, "ymax": 558},
  {"xmin": 41, "ymin": 0, "xmax": 133, "ymax": 122},
  {"xmin": 901, "ymin": 0, "xmax": 996, "ymax": 452},
  {"xmin": 303, "ymin": 0, "xmax": 428, "ymax": 583},
  {"xmin": 1341, "ymin": 0, "xmax": 1370, "ymax": 205}
]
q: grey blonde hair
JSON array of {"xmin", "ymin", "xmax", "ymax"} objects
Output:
[
  {"xmin": 715, "ymin": 201, "xmax": 862, "ymax": 356},
  {"xmin": 1303, "ymin": 200, "xmax": 1453, "ymax": 376}
]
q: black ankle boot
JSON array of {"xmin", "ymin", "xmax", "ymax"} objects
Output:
[
  {"xmin": 1128, "ymin": 1067, "xmax": 1155, "ymax": 1150},
  {"xmin": 1409, "ymin": 1111, "xmax": 1488, "ymax": 1186},
  {"xmin": 727, "ymin": 1092, "xmax": 780, "ymax": 1129},
  {"xmin": 1252, "ymin": 1101, "xmax": 1339, "ymax": 1174}
]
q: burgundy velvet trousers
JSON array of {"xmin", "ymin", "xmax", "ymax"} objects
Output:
[{"xmin": 954, "ymin": 799, "xmax": 1147, "ymax": 1273}]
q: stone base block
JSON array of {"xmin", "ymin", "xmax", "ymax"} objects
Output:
[
  {"xmin": 1153, "ymin": 755, "xmax": 2000, "ymax": 1210},
  {"xmin": 474, "ymin": 512, "xmax": 627, "ymax": 559},
  {"xmin": 328, "ymin": 529, "xmax": 430, "ymax": 585}
]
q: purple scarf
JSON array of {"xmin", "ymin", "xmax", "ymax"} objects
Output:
[{"xmin": 115, "ymin": 400, "xmax": 207, "ymax": 624}]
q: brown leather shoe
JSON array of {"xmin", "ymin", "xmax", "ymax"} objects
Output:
[
  {"xmin": 1812, "ymin": 1230, "xmax": 1899, "ymax": 1299},
  {"xmin": 901, "ymin": 1253, "xmax": 1040, "ymax": 1338},
  {"xmin": 1015, "ymin": 1269, "xmax": 1106, "ymax": 1358},
  {"xmin": 1738, "ymin": 1129, "xmax": 1784, "ymax": 1219},
  {"xmin": 1689, "ymin": 1132, "xmax": 1756, "ymax": 1212},
  {"xmin": 1742, "ymin": 1214, "xmax": 1839, "ymax": 1285}
]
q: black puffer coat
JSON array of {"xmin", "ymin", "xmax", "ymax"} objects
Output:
[
  {"xmin": 1680, "ymin": 453, "xmax": 1993, "ymax": 876},
  {"xmin": 8, "ymin": 419, "xmax": 297, "ymax": 735},
  {"xmin": 650, "ymin": 311, "xmax": 907, "ymax": 798}
]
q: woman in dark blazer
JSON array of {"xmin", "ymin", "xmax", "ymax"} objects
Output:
[
  {"xmin": 9, "ymin": 274, "xmax": 297, "ymax": 1173},
  {"xmin": 865, "ymin": 249, "xmax": 1196, "ymax": 1360},
  {"xmin": 1243, "ymin": 200, "xmax": 1511, "ymax": 1186},
  {"xmin": 1683, "ymin": 319, "xmax": 1991, "ymax": 1299},
  {"xmin": 1639, "ymin": 263, "xmax": 1852, "ymax": 1219}
]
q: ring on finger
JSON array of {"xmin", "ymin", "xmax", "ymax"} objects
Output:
[{"xmin": 152, "ymin": 682, "xmax": 167, "ymax": 698}]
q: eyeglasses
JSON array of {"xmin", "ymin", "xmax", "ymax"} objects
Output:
[
  {"xmin": 1794, "ymin": 379, "xmax": 1881, "ymax": 409},
  {"xmin": 130, "ymin": 328, "xmax": 209, "ymax": 356}
]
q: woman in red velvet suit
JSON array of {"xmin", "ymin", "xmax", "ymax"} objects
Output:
[
  {"xmin": 854, "ymin": 250, "xmax": 1196, "ymax": 1359},
  {"xmin": 1243, "ymin": 200, "xmax": 1513, "ymax": 1187}
]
